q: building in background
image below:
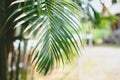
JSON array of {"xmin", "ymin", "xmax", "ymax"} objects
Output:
[{"xmin": 104, "ymin": 1, "xmax": 120, "ymax": 44}]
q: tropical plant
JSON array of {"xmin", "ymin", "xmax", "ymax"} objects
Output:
[
  {"xmin": 0, "ymin": 0, "xmax": 82, "ymax": 80},
  {"xmin": 0, "ymin": 0, "xmax": 118, "ymax": 80}
]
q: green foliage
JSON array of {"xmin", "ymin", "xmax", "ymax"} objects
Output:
[
  {"xmin": 7, "ymin": 0, "xmax": 81, "ymax": 75},
  {"xmin": 112, "ymin": 0, "xmax": 117, "ymax": 3},
  {"xmin": 75, "ymin": 0, "xmax": 118, "ymax": 30},
  {"xmin": 1, "ymin": 0, "xmax": 118, "ymax": 79},
  {"xmin": 88, "ymin": 5, "xmax": 118, "ymax": 29},
  {"xmin": 93, "ymin": 28, "xmax": 111, "ymax": 44}
]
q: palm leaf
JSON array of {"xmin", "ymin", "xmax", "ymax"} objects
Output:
[{"xmin": 8, "ymin": 0, "xmax": 82, "ymax": 75}]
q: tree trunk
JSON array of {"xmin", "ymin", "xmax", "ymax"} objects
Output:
[
  {"xmin": 0, "ymin": 0, "xmax": 15, "ymax": 80},
  {"xmin": 0, "ymin": 0, "xmax": 8, "ymax": 80},
  {"xmin": 0, "ymin": 41, "xmax": 8, "ymax": 80}
]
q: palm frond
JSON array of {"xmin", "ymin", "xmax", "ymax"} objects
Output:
[{"xmin": 9, "ymin": 0, "xmax": 82, "ymax": 75}]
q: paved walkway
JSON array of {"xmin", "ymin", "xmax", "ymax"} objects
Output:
[{"xmin": 79, "ymin": 46, "xmax": 120, "ymax": 80}]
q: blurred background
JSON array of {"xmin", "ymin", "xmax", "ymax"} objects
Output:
[{"xmin": 1, "ymin": 0, "xmax": 120, "ymax": 80}]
